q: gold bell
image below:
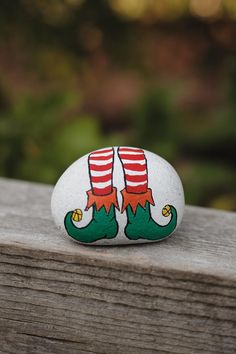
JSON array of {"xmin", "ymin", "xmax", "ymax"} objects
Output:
[
  {"xmin": 72, "ymin": 209, "xmax": 83, "ymax": 222},
  {"xmin": 162, "ymin": 205, "xmax": 171, "ymax": 217}
]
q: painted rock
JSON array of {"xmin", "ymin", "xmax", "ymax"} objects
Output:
[{"xmin": 51, "ymin": 146, "xmax": 185, "ymax": 245}]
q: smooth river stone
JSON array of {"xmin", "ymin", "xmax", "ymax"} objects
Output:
[{"xmin": 51, "ymin": 146, "xmax": 185, "ymax": 245}]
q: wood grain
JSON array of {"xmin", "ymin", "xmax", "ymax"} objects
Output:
[{"xmin": 0, "ymin": 177, "xmax": 235, "ymax": 353}]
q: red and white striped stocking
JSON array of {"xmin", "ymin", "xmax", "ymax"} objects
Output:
[
  {"xmin": 118, "ymin": 147, "xmax": 148, "ymax": 193},
  {"xmin": 88, "ymin": 147, "xmax": 114, "ymax": 196},
  {"xmin": 118, "ymin": 147, "xmax": 154, "ymax": 213}
]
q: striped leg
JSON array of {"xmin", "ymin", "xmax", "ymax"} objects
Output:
[
  {"xmin": 118, "ymin": 147, "xmax": 148, "ymax": 193},
  {"xmin": 86, "ymin": 147, "xmax": 119, "ymax": 213},
  {"xmin": 118, "ymin": 147, "xmax": 155, "ymax": 213},
  {"xmin": 88, "ymin": 147, "xmax": 114, "ymax": 195}
]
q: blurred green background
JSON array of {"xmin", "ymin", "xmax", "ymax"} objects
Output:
[{"xmin": 0, "ymin": 0, "xmax": 236, "ymax": 210}]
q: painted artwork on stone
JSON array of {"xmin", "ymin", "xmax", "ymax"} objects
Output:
[{"xmin": 51, "ymin": 147, "xmax": 185, "ymax": 245}]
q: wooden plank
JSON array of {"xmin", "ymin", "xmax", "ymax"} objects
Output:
[{"xmin": 0, "ymin": 177, "xmax": 235, "ymax": 353}]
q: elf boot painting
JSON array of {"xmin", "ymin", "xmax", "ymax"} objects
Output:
[{"xmin": 51, "ymin": 146, "xmax": 185, "ymax": 245}]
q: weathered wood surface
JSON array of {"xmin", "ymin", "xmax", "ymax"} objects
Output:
[{"xmin": 0, "ymin": 177, "xmax": 235, "ymax": 354}]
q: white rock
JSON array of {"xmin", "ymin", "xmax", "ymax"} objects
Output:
[{"xmin": 51, "ymin": 146, "xmax": 185, "ymax": 245}]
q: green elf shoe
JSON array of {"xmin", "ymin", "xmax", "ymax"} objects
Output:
[
  {"xmin": 121, "ymin": 188, "xmax": 177, "ymax": 241},
  {"xmin": 64, "ymin": 187, "xmax": 119, "ymax": 243}
]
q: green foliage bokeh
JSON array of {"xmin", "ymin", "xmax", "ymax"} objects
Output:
[{"xmin": 0, "ymin": 0, "xmax": 236, "ymax": 210}]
